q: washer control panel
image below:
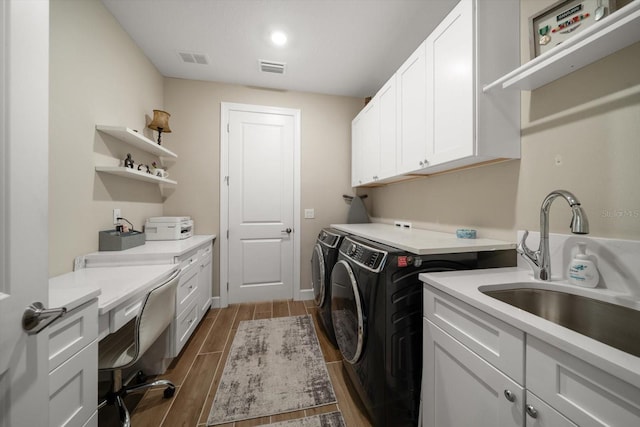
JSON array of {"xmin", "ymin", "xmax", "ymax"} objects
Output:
[{"xmin": 340, "ymin": 237, "xmax": 387, "ymax": 272}]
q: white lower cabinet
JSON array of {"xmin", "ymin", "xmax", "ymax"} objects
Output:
[
  {"xmin": 423, "ymin": 318, "xmax": 524, "ymax": 427},
  {"xmin": 422, "ymin": 286, "xmax": 640, "ymax": 427},
  {"xmin": 169, "ymin": 243, "xmax": 211, "ymax": 357},
  {"xmin": 47, "ymin": 300, "xmax": 98, "ymax": 427}
]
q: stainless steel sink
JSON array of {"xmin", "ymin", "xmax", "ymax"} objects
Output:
[{"xmin": 482, "ymin": 287, "xmax": 640, "ymax": 358}]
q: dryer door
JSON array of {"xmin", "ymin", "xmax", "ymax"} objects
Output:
[
  {"xmin": 311, "ymin": 243, "xmax": 326, "ymax": 306},
  {"xmin": 330, "ymin": 260, "xmax": 364, "ymax": 364}
]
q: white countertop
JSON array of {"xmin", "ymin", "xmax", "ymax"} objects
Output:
[
  {"xmin": 83, "ymin": 234, "xmax": 215, "ymax": 266},
  {"xmin": 420, "ymin": 267, "xmax": 640, "ymax": 389},
  {"xmin": 331, "ymin": 223, "xmax": 514, "ymax": 255},
  {"xmin": 50, "ymin": 264, "xmax": 179, "ymax": 315}
]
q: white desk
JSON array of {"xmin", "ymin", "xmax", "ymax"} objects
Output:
[{"xmin": 50, "ymin": 263, "xmax": 179, "ymax": 339}]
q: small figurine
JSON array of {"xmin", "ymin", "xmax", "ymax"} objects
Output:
[
  {"xmin": 137, "ymin": 164, "xmax": 144, "ymax": 171},
  {"xmin": 124, "ymin": 153, "xmax": 134, "ymax": 168},
  {"xmin": 145, "ymin": 164, "xmax": 152, "ymax": 174}
]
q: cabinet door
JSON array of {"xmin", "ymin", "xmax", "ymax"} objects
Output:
[
  {"xmin": 423, "ymin": 319, "xmax": 524, "ymax": 427},
  {"xmin": 377, "ymin": 76, "xmax": 397, "ymax": 180},
  {"xmin": 351, "ymin": 113, "xmax": 364, "ymax": 187},
  {"xmin": 396, "ymin": 40, "xmax": 427, "ymax": 174},
  {"xmin": 360, "ymin": 100, "xmax": 380, "ymax": 183},
  {"xmin": 426, "ymin": 0, "xmax": 474, "ymax": 166},
  {"xmin": 198, "ymin": 243, "xmax": 213, "ymax": 316}
]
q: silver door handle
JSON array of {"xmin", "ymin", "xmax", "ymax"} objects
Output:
[
  {"xmin": 22, "ymin": 302, "xmax": 67, "ymax": 334},
  {"xmin": 281, "ymin": 228, "xmax": 293, "ymax": 234}
]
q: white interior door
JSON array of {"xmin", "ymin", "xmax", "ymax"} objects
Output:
[
  {"xmin": 222, "ymin": 104, "xmax": 300, "ymax": 304},
  {"xmin": 0, "ymin": 1, "xmax": 50, "ymax": 425}
]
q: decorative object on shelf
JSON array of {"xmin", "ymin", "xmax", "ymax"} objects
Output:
[
  {"xmin": 456, "ymin": 229, "xmax": 477, "ymax": 239},
  {"xmin": 156, "ymin": 169, "xmax": 169, "ymax": 179},
  {"xmin": 124, "ymin": 153, "xmax": 134, "ymax": 168},
  {"xmin": 529, "ymin": 0, "xmax": 616, "ymax": 58},
  {"xmin": 136, "ymin": 163, "xmax": 152, "ymax": 174},
  {"xmin": 147, "ymin": 109, "xmax": 172, "ymax": 145}
]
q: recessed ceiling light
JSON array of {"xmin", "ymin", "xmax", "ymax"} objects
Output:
[{"xmin": 271, "ymin": 31, "xmax": 287, "ymax": 46}]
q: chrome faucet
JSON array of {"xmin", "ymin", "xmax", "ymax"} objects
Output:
[{"xmin": 518, "ymin": 190, "xmax": 589, "ymax": 280}]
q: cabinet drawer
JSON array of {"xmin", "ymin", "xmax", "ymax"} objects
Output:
[
  {"xmin": 198, "ymin": 243, "xmax": 212, "ymax": 260},
  {"xmin": 527, "ymin": 336, "xmax": 640, "ymax": 427},
  {"xmin": 525, "ymin": 391, "xmax": 577, "ymax": 427},
  {"xmin": 49, "ymin": 340, "xmax": 98, "ymax": 427},
  {"xmin": 176, "ymin": 265, "xmax": 199, "ymax": 314},
  {"xmin": 176, "ymin": 248, "xmax": 199, "ymax": 272},
  {"xmin": 173, "ymin": 300, "xmax": 199, "ymax": 356},
  {"xmin": 48, "ymin": 300, "xmax": 98, "ymax": 372},
  {"xmin": 109, "ymin": 296, "xmax": 143, "ymax": 335},
  {"xmin": 424, "ymin": 285, "xmax": 524, "ymax": 384}
]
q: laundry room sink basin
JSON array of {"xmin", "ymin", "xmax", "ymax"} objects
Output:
[{"xmin": 481, "ymin": 286, "xmax": 640, "ymax": 358}]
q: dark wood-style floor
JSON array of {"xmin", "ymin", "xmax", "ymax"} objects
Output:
[{"xmin": 99, "ymin": 300, "xmax": 373, "ymax": 426}]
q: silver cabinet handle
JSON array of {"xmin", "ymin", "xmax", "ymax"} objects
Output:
[
  {"xmin": 281, "ymin": 228, "xmax": 292, "ymax": 234},
  {"xmin": 22, "ymin": 302, "xmax": 67, "ymax": 334},
  {"xmin": 503, "ymin": 389, "xmax": 516, "ymax": 402},
  {"xmin": 526, "ymin": 404, "xmax": 538, "ymax": 419}
]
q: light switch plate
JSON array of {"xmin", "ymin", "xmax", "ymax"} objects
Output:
[{"xmin": 304, "ymin": 209, "xmax": 315, "ymax": 219}]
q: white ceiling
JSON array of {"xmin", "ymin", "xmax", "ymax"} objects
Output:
[{"xmin": 100, "ymin": 0, "xmax": 459, "ymax": 98}]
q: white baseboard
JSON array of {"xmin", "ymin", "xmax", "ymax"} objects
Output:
[
  {"xmin": 211, "ymin": 290, "xmax": 313, "ymax": 307},
  {"xmin": 298, "ymin": 288, "xmax": 314, "ymax": 301}
]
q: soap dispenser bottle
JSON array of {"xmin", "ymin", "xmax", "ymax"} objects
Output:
[{"xmin": 568, "ymin": 242, "xmax": 599, "ymax": 287}]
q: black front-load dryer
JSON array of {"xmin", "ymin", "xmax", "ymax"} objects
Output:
[
  {"xmin": 331, "ymin": 235, "xmax": 478, "ymax": 427},
  {"xmin": 311, "ymin": 228, "xmax": 348, "ymax": 346}
]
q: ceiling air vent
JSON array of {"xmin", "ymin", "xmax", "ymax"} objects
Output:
[
  {"xmin": 178, "ymin": 51, "xmax": 209, "ymax": 65},
  {"xmin": 259, "ymin": 60, "xmax": 286, "ymax": 74}
]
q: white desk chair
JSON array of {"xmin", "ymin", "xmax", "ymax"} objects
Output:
[{"xmin": 98, "ymin": 270, "xmax": 179, "ymax": 426}]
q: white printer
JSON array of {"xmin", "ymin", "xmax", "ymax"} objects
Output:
[{"xmin": 144, "ymin": 216, "xmax": 194, "ymax": 240}]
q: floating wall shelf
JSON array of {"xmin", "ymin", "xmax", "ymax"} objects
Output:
[
  {"xmin": 95, "ymin": 166, "xmax": 177, "ymax": 198},
  {"xmin": 484, "ymin": 1, "xmax": 640, "ymax": 92},
  {"xmin": 96, "ymin": 125, "xmax": 178, "ymax": 159}
]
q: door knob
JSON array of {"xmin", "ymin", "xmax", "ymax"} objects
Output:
[
  {"xmin": 281, "ymin": 228, "xmax": 293, "ymax": 234},
  {"xmin": 22, "ymin": 302, "xmax": 67, "ymax": 334}
]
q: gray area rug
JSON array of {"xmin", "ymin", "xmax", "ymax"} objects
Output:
[
  {"xmin": 207, "ymin": 315, "xmax": 337, "ymax": 425},
  {"xmin": 265, "ymin": 412, "xmax": 346, "ymax": 427}
]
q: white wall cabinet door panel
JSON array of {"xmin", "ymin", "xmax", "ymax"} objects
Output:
[
  {"xmin": 351, "ymin": 113, "xmax": 364, "ymax": 187},
  {"xmin": 423, "ymin": 319, "xmax": 524, "ymax": 427},
  {"xmin": 377, "ymin": 77, "xmax": 397, "ymax": 180},
  {"xmin": 396, "ymin": 40, "xmax": 428, "ymax": 175},
  {"xmin": 426, "ymin": 0, "xmax": 474, "ymax": 166},
  {"xmin": 360, "ymin": 100, "xmax": 380, "ymax": 183}
]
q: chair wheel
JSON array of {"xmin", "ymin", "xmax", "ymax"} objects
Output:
[
  {"xmin": 163, "ymin": 386, "xmax": 175, "ymax": 398},
  {"xmin": 135, "ymin": 371, "xmax": 148, "ymax": 384}
]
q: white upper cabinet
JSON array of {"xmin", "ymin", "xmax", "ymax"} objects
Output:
[
  {"xmin": 396, "ymin": 40, "xmax": 428, "ymax": 175},
  {"xmin": 423, "ymin": 0, "xmax": 520, "ymax": 173},
  {"xmin": 377, "ymin": 77, "xmax": 397, "ymax": 181},
  {"xmin": 425, "ymin": 0, "xmax": 474, "ymax": 166},
  {"xmin": 352, "ymin": 0, "xmax": 520, "ymax": 187},
  {"xmin": 351, "ymin": 75, "xmax": 397, "ymax": 186}
]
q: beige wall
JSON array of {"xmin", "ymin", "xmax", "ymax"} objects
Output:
[
  {"xmin": 162, "ymin": 79, "xmax": 363, "ymax": 296},
  {"xmin": 368, "ymin": 1, "xmax": 640, "ymax": 243},
  {"xmin": 49, "ymin": 0, "xmax": 165, "ymax": 276}
]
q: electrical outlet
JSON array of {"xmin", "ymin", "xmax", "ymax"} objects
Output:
[
  {"xmin": 304, "ymin": 208, "xmax": 315, "ymax": 219},
  {"xmin": 113, "ymin": 208, "xmax": 121, "ymax": 225},
  {"xmin": 73, "ymin": 256, "xmax": 85, "ymax": 271},
  {"xmin": 394, "ymin": 220, "xmax": 412, "ymax": 229}
]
